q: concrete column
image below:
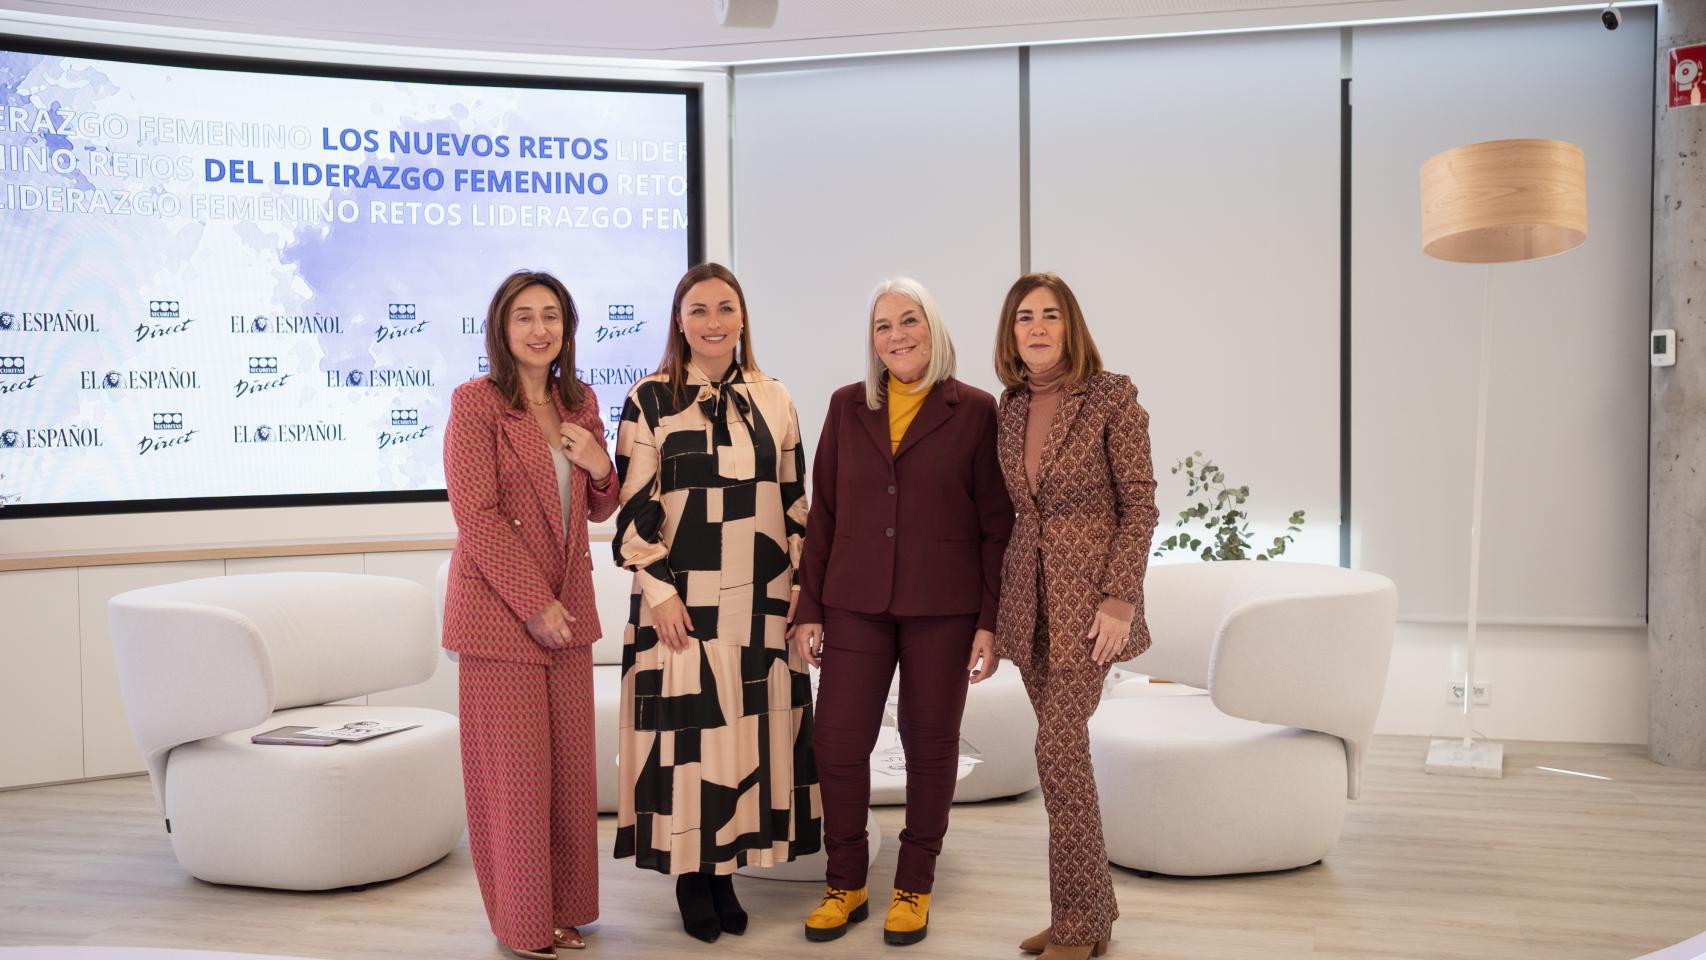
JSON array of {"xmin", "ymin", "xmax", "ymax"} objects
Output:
[{"xmin": 1651, "ymin": 0, "xmax": 1706, "ymax": 769}]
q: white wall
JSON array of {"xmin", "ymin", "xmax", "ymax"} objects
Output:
[
  {"xmin": 731, "ymin": 50, "xmax": 1022, "ymax": 452},
  {"xmin": 1028, "ymin": 30, "xmax": 1343, "ymax": 566},
  {"xmin": 1349, "ymin": 9, "xmax": 1654, "ymax": 623}
]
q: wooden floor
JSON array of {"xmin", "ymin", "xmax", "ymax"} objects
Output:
[{"xmin": 1, "ymin": 736, "xmax": 1703, "ymax": 960}]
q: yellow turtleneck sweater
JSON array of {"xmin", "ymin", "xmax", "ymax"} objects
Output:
[{"xmin": 887, "ymin": 375, "xmax": 931, "ymax": 454}]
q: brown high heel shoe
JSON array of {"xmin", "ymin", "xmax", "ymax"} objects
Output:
[
  {"xmin": 508, "ymin": 947, "xmax": 555, "ymax": 960},
  {"xmin": 552, "ymin": 928, "xmax": 585, "ymax": 951},
  {"xmin": 1038, "ymin": 936, "xmax": 1110, "ymax": 959},
  {"xmin": 1020, "ymin": 926, "xmax": 1053, "ymax": 953}
]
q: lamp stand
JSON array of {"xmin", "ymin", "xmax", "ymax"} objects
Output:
[{"xmin": 1426, "ymin": 264, "xmax": 1505, "ymax": 779}]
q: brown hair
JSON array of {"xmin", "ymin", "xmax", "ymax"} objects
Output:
[
  {"xmin": 993, "ymin": 272, "xmax": 1104, "ymax": 391},
  {"xmin": 482, "ymin": 270, "xmax": 585, "ymax": 411},
  {"xmin": 657, "ymin": 262, "xmax": 758, "ymax": 405}
]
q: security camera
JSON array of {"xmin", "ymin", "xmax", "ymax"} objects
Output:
[{"xmin": 1601, "ymin": 4, "xmax": 1621, "ymax": 30}]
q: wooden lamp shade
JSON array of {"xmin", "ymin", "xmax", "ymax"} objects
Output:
[{"xmin": 1420, "ymin": 138, "xmax": 1588, "ymax": 263}]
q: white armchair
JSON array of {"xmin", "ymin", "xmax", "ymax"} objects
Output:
[
  {"xmin": 1090, "ymin": 561, "xmax": 1397, "ymax": 877},
  {"xmin": 108, "ymin": 572, "xmax": 465, "ymax": 891}
]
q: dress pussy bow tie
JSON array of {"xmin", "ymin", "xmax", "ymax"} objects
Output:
[{"xmin": 694, "ymin": 366, "xmax": 751, "ymax": 426}]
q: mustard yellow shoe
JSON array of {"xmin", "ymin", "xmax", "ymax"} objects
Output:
[
  {"xmin": 804, "ymin": 886, "xmax": 869, "ymax": 942},
  {"xmin": 883, "ymin": 889, "xmax": 931, "ymax": 946}
]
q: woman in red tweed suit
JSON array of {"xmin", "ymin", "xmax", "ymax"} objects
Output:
[{"xmin": 444, "ymin": 270, "xmax": 619, "ymax": 959}]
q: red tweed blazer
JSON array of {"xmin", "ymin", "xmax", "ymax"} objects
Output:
[{"xmin": 443, "ymin": 376, "xmax": 620, "ymax": 665}]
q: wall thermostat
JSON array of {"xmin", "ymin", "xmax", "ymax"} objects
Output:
[{"xmin": 1652, "ymin": 329, "xmax": 1677, "ymax": 367}]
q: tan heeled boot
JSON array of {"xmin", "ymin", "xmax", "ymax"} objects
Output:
[
  {"xmin": 1020, "ymin": 926, "xmax": 1053, "ymax": 953},
  {"xmin": 1038, "ymin": 936, "xmax": 1110, "ymax": 959}
]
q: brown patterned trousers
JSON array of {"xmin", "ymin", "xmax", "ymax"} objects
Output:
[{"xmin": 1019, "ymin": 615, "xmax": 1117, "ymax": 945}]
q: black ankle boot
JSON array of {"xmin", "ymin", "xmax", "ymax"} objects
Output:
[
  {"xmin": 708, "ymin": 873, "xmax": 748, "ymax": 935},
  {"xmin": 675, "ymin": 873, "xmax": 721, "ymax": 943}
]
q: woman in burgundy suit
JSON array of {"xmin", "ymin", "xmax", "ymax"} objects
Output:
[
  {"xmin": 443, "ymin": 270, "xmax": 619, "ymax": 959},
  {"xmin": 793, "ymin": 277, "xmax": 1013, "ymax": 947}
]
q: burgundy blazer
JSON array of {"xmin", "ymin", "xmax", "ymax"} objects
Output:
[
  {"xmin": 796, "ymin": 377, "xmax": 1013, "ymax": 632},
  {"xmin": 442, "ymin": 376, "xmax": 620, "ymax": 665}
]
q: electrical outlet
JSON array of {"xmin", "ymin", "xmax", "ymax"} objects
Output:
[{"xmin": 1447, "ymin": 681, "xmax": 1493, "ymax": 706}]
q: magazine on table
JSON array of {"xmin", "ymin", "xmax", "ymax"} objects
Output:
[{"xmin": 294, "ymin": 720, "xmax": 420, "ymax": 742}]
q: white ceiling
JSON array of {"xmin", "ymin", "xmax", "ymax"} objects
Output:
[{"xmin": 0, "ymin": 0, "xmax": 1624, "ymax": 64}]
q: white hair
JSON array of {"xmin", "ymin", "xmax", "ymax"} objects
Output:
[{"xmin": 863, "ymin": 277, "xmax": 958, "ymax": 410}]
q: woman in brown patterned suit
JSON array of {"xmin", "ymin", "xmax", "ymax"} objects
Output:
[
  {"xmin": 992, "ymin": 273, "xmax": 1158, "ymax": 960},
  {"xmin": 612, "ymin": 262, "xmax": 821, "ymax": 943}
]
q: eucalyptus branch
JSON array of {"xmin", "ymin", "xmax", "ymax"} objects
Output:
[{"xmin": 1153, "ymin": 452, "xmax": 1305, "ymax": 562}]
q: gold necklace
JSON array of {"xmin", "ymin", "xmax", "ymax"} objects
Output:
[{"xmin": 529, "ymin": 393, "xmax": 552, "ymax": 407}]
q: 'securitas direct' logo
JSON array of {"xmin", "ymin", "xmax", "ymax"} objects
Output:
[
  {"xmin": 477, "ymin": 356, "xmax": 489, "ymax": 374},
  {"xmin": 135, "ymin": 316, "xmax": 194, "ymax": 342},
  {"xmin": 149, "ymin": 300, "xmax": 181, "ymax": 319},
  {"xmin": 379, "ymin": 409, "xmax": 432, "ymax": 449},
  {"xmin": 235, "ymin": 357, "xmax": 291, "ymax": 398},
  {"xmin": 596, "ymin": 304, "xmax": 643, "ymax": 344},
  {"xmin": 0, "ymin": 357, "xmax": 39, "ymax": 396},
  {"xmin": 387, "ymin": 303, "xmax": 417, "ymax": 321},
  {"xmin": 139, "ymin": 413, "xmax": 196, "ymax": 455}
]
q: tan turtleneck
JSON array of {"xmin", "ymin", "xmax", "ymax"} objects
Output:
[{"xmin": 1023, "ymin": 359, "xmax": 1068, "ymax": 494}]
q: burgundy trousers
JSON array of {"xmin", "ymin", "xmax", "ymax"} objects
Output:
[{"xmin": 813, "ymin": 607, "xmax": 977, "ymax": 893}]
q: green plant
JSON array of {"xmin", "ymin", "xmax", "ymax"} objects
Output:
[{"xmin": 1153, "ymin": 452, "xmax": 1305, "ymax": 561}]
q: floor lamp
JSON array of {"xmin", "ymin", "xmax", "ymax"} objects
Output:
[{"xmin": 1418, "ymin": 138, "xmax": 1588, "ymax": 778}]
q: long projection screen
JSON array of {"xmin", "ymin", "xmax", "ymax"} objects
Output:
[{"xmin": 0, "ymin": 39, "xmax": 700, "ymax": 518}]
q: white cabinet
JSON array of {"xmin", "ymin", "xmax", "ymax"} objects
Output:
[{"xmin": 0, "ymin": 569, "xmax": 83, "ymax": 788}]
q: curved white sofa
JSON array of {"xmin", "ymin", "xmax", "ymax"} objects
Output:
[
  {"xmin": 1091, "ymin": 561, "xmax": 1396, "ymax": 877},
  {"xmin": 108, "ymin": 572, "xmax": 465, "ymax": 890}
]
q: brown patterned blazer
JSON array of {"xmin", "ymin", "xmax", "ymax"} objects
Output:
[{"xmin": 994, "ymin": 371, "xmax": 1160, "ymax": 667}]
